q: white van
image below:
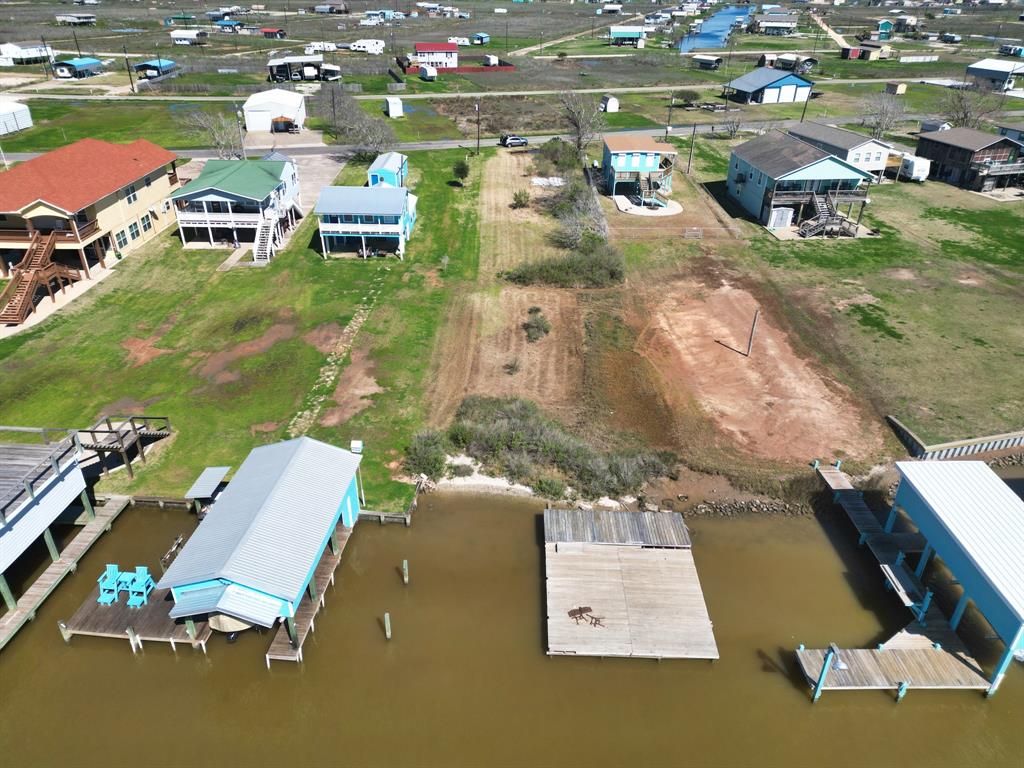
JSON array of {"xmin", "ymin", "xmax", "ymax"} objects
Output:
[{"xmin": 351, "ymin": 39, "xmax": 385, "ymax": 55}]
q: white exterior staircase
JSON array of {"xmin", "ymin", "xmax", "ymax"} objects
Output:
[{"xmin": 253, "ymin": 219, "xmax": 276, "ymax": 263}]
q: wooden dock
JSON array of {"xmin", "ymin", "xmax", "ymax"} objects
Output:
[
  {"xmin": 543, "ymin": 509, "xmax": 718, "ymax": 660},
  {"xmin": 796, "ymin": 604, "xmax": 990, "ymax": 693},
  {"xmin": 62, "ymin": 584, "xmax": 212, "ymax": 653},
  {"xmin": 265, "ymin": 525, "xmax": 353, "ymax": 667},
  {"xmin": 800, "ymin": 463, "xmax": 990, "ymax": 698},
  {"xmin": 0, "ymin": 496, "xmax": 129, "ymax": 652}
]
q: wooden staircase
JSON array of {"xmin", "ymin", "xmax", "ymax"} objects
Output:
[
  {"xmin": 798, "ymin": 193, "xmax": 856, "ymax": 239},
  {"xmin": 0, "ymin": 233, "xmax": 82, "ymax": 325},
  {"xmin": 253, "ymin": 218, "xmax": 275, "ymax": 263}
]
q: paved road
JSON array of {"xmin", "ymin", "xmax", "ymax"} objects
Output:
[
  {"xmin": 0, "ymin": 76, "xmax": 980, "ymax": 105},
  {"xmin": 2, "ymin": 115, "xmax": 921, "ymax": 163}
]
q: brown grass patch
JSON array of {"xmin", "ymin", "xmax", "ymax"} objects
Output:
[
  {"xmin": 320, "ymin": 348, "xmax": 384, "ymax": 427},
  {"xmin": 303, "ymin": 322, "xmax": 345, "ymax": 355},
  {"xmin": 197, "ymin": 323, "xmax": 296, "ymax": 382}
]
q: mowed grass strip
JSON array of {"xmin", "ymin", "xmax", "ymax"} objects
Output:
[
  {"xmin": 3, "ymin": 100, "xmax": 236, "ymax": 152},
  {"xmin": 0, "ymin": 148, "xmax": 484, "ymax": 512}
]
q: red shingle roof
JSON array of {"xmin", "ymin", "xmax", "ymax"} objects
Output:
[
  {"xmin": 415, "ymin": 42, "xmax": 458, "ymax": 53},
  {"xmin": 0, "ymin": 138, "xmax": 177, "ymax": 215}
]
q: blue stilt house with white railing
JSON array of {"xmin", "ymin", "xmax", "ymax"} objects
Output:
[
  {"xmin": 601, "ymin": 133, "xmax": 677, "ymax": 207},
  {"xmin": 888, "ymin": 461, "xmax": 1024, "ymax": 696},
  {"xmin": 157, "ymin": 436, "xmax": 363, "ymax": 638}
]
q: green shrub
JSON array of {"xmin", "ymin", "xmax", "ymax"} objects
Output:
[
  {"xmin": 447, "ymin": 396, "xmax": 674, "ymax": 498},
  {"xmin": 511, "ymin": 189, "xmax": 531, "ymax": 209},
  {"xmin": 534, "ymin": 138, "xmax": 579, "ymax": 174},
  {"xmin": 404, "ymin": 429, "xmax": 449, "ymax": 479},
  {"xmin": 453, "ymin": 158, "xmax": 470, "ymax": 185},
  {"xmin": 503, "ymin": 240, "xmax": 625, "ymax": 288},
  {"xmin": 449, "ymin": 462, "xmax": 474, "ymax": 478},
  {"xmin": 522, "ymin": 312, "xmax": 551, "ymax": 343},
  {"xmin": 532, "ymin": 475, "xmax": 566, "ymax": 500}
]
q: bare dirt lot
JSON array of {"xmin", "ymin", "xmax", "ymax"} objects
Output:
[
  {"xmin": 639, "ymin": 279, "xmax": 883, "ymax": 462},
  {"xmin": 430, "ymin": 150, "xmax": 586, "ymax": 424}
]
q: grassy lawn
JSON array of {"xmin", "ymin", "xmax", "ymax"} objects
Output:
[
  {"xmin": 354, "ymin": 101, "xmax": 463, "ymax": 142},
  {"xmin": 603, "ymin": 111, "xmax": 662, "ymax": 129},
  {"xmin": 655, "ymin": 135, "xmax": 1024, "ymax": 445},
  {"xmin": 343, "ymin": 72, "xmax": 476, "ymax": 95},
  {"xmin": 0, "ymin": 148, "xmax": 484, "ymax": 512},
  {"xmin": 2, "ymin": 100, "xmax": 236, "ymax": 152}
]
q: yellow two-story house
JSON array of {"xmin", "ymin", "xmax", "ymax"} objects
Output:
[{"xmin": 0, "ymin": 138, "xmax": 181, "ymax": 324}]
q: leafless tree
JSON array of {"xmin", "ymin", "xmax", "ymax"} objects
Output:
[
  {"xmin": 862, "ymin": 93, "xmax": 906, "ymax": 139},
  {"xmin": 559, "ymin": 90, "xmax": 605, "ymax": 159},
  {"xmin": 183, "ymin": 110, "xmax": 242, "ymax": 159},
  {"xmin": 318, "ymin": 84, "xmax": 396, "ymax": 153},
  {"xmin": 722, "ymin": 111, "xmax": 743, "ymax": 138},
  {"xmin": 941, "ymin": 86, "xmax": 1001, "ymax": 130}
]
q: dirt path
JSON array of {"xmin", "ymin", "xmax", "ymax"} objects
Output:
[
  {"xmin": 810, "ymin": 12, "xmax": 849, "ymax": 49},
  {"xmin": 638, "ymin": 279, "xmax": 883, "ymax": 462},
  {"xmin": 428, "ymin": 150, "xmax": 585, "ymax": 424}
]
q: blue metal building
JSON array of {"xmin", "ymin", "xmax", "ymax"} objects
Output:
[
  {"xmin": 889, "ymin": 461, "xmax": 1024, "ymax": 695},
  {"xmin": 157, "ymin": 437, "xmax": 363, "ymax": 635},
  {"xmin": 367, "ymin": 152, "xmax": 409, "ymax": 188},
  {"xmin": 723, "ymin": 67, "xmax": 812, "ymax": 104}
]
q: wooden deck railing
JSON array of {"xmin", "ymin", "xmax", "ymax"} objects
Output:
[
  {"xmin": 0, "ymin": 436, "xmax": 79, "ymax": 524},
  {"xmin": 0, "ymin": 229, "xmax": 35, "ymax": 242}
]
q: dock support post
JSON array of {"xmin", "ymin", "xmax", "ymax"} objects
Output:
[
  {"xmin": 80, "ymin": 490, "xmax": 95, "ymax": 521},
  {"xmin": 308, "ymin": 579, "xmax": 317, "ymax": 601},
  {"xmin": 58, "ymin": 620, "xmax": 72, "ymax": 643},
  {"xmin": 896, "ymin": 681, "xmax": 908, "ymax": 702},
  {"xmin": 986, "ymin": 629, "xmax": 1022, "ymax": 697},
  {"xmin": 384, "ymin": 612, "xmax": 392, "ymax": 640},
  {"xmin": 0, "ymin": 574, "xmax": 16, "ymax": 612},
  {"xmin": 42, "ymin": 527, "xmax": 60, "ymax": 563},
  {"xmin": 286, "ymin": 617, "xmax": 298, "ymax": 648},
  {"xmin": 329, "ymin": 531, "xmax": 339, "ymax": 556},
  {"xmin": 812, "ymin": 644, "xmax": 837, "ymax": 702},
  {"xmin": 914, "ymin": 543, "xmax": 932, "ymax": 579},
  {"xmin": 126, "ymin": 625, "xmax": 141, "ymax": 653},
  {"xmin": 185, "ymin": 618, "xmax": 197, "ymax": 641},
  {"xmin": 950, "ymin": 591, "xmax": 970, "ymax": 631},
  {"xmin": 916, "ymin": 589, "xmax": 933, "ymax": 625},
  {"xmin": 884, "ymin": 504, "xmax": 898, "ymax": 533},
  {"xmin": 402, "ymin": 560, "xmax": 409, "ymax": 585}
]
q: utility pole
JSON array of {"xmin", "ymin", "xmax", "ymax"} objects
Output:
[
  {"xmin": 475, "ymin": 101, "xmax": 481, "ymax": 156},
  {"xmin": 799, "ymin": 87, "xmax": 811, "ymax": 123},
  {"xmin": 40, "ymin": 35, "xmax": 51, "ymax": 80},
  {"xmin": 745, "ymin": 309, "xmax": 759, "ymax": 357},
  {"xmin": 686, "ymin": 122, "xmax": 696, "ymax": 174},
  {"xmin": 124, "ymin": 45, "xmax": 136, "ymax": 94},
  {"xmin": 72, "ymin": 29, "xmax": 83, "ymax": 59},
  {"xmin": 665, "ymin": 95, "xmax": 675, "ymax": 139}
]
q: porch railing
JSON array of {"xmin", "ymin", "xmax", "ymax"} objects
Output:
[
  {"xmin": 0, "ymin": 229, "xmax": 34, "ymax": 242},
  {"xmin": 970, "ymin": 159, "xmax": 1024, "ymax": 176},
  {"xmin": 770, "ymin": 188, "xmax": 868, "ymax": 205}
]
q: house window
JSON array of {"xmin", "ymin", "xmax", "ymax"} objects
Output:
[
  {"xmin": 128, "ymin": 222, "xmax": 141, "ymax": 240},
  {"xmin": 115, "ymin": 230, "xmax": 128, "ymax": 249},
  {"xmin": 852, "ymin": 153, "xmax": 860, "ymax": 163},
  {"xmin": 125, "ymin": 184, "xmax": 138, "ymax": 204},
  {"xmin": 144, "ymin": 176, "xmax": 152, "ymax": 187},
  {"xmin": 875, "ymin": 152, "xmax": 882, "ymax": 161},
  {"xmin": 141, "ymin": 214, "xmax": 152, "ymax": 232}
]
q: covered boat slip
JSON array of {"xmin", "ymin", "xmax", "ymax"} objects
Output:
[
  {"xmin": 802, "ymin": 460, "xmax": 1023, "ymax": 700},
  {"xmin": 543, "ymin": 509, "xmax": 718, "ymax": 660}
]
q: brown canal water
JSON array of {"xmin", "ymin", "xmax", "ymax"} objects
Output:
[{"xmin": 1, "ymin": 492, "xmax": 1022, "ymax": 767}]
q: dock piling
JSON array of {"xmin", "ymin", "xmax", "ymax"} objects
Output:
[
  {"xmin": 896, "ymin": 681, "xmax": 908, "ymax": 702},
  {"xmin": 384, "ymin": 612, "xmax": 392, "ymax": 640},
  {"xmin": 57, "ymin": 620, "xmax": 71, "ymax": 643},
  {"xmin": 402, "ymin": 559, "xmax": 409, "ymax": 585},
  {"xmin": 812, "ymin": 644, "xmax": 838, "ymax": 702}
]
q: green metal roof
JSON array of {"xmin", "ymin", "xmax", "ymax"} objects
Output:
[{"xmin": 173, "ymin": 160, "xmax": 286, "ymax": 201}]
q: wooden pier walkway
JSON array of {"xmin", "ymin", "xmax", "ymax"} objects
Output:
[
  {"xmin": 798, "ymin": 464, "xmax": 990, "ymax": 698},
  {"xmin": 265, "ymin": 525, "xmax": 353, "ymax": 667},
  {"xmin": 0, "ymin": 496, "xmax": 129, "ymax": 651}
]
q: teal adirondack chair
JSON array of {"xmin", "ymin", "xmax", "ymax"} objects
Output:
[
  {"xmin": 127, "ymin": 566, "xmax": 156, "ymax": 608},
  {"xmin": 97, "ymin": 564, "xmax": 119, "ymax": 605}
]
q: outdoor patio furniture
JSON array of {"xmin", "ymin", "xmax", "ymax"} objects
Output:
[
  {"xmin": 97, "ymin": 564, "xmax": 120, "ymax": 605},
  {"xmin": 126, "ymin": 566, "xmax": 156, "ymax": 608},
  {"xmin": 116, "ymin": 568, "xmax": 135, "ymax": 595}
]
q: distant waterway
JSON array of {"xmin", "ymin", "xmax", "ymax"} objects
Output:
[
  {"xmin": 679, "ymin": 5, "xmax": 750, "ymax": 53},
  {"xmin": 0, "ymin": 492, "xmax": 1021, "ymax": 767}
]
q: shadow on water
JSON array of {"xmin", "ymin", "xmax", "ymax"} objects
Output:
[{"xmin": 534, "ymin": 512, "xmax": 548, "ymax": 655}]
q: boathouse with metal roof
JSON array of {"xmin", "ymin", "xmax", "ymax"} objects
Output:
[
  {"xmin": 888, "ymin": 461, "xmax": 1024, "ymax": 695},
  {"xmin": 157, "ymin": 437, "xmax": 363, "ymax": 641}
]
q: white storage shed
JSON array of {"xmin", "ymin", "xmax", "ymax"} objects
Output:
[
  {"xmin": 385, "ymin": 96, "xmax": 404, "ymax": 118},
  {"xmin": 242, "ymin": 89, "xmax": 307, "ymax": 133},
  {"xmin": 0, "ymin": 101, "xmax": 32, "ymax": 135}
]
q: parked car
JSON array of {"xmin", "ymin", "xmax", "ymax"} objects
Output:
[{"xmin": 499, "ymin": 134, "xmax": 528, "ymax": 147}]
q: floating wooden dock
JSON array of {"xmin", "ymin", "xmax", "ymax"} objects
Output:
[
  {"xmin": 797, "ymin": 462, "xmax": 991, "ymax": 699},
  {"xmin": 265, "ymin": 524, "xmax": 353, "ymax": 667},
  {"xmin": 543, "ymin": 509, "xmax": 718, "ymax": 660},
  {"xmin": 0, "ymin": 496, "xmax": 129, "ymax": 651}
]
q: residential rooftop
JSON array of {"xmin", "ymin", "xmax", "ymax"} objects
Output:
[
  {"xmin": 788, "ymin": 122, "xmax": 892, "ymax": 151},
  {"xmin": 918, "ymin": 126, "xmax": 1023, "ymax": 152},
  {"xmin": 173, "ymin": 159, "xmax": 288, "ymax": 201},
  {"xmin": 603, "ymin": 133, "xmax": 677, "ymax": 154}
]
